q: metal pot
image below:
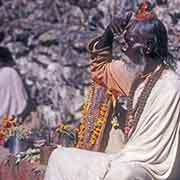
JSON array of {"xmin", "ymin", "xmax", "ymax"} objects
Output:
[{"xmin": 8, "ymin": 136, "xmax": 29, "ymax": 154}]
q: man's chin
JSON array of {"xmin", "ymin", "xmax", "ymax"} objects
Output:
[
  {"xmin": 121, "ymin": 51, "xmax": 146, "ymax": 77},
  {"xmin": 128, "ymin": 61, "xmax": 146, "ymax": 77}
]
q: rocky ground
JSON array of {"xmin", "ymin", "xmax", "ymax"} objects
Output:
[{"xmin": 0, "ymin": 0, "xmax": 179, "ymax": 127}]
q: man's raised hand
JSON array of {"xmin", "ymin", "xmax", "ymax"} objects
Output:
[{"xmin": 110, "ymin": 12, "xmax": 132, "ymax": 36}]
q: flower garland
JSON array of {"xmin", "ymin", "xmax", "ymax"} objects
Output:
[
  {"xmin": 56, "ymin": 124, "xmax": 78, "ymax": 134},
  {"xmin": 0, "ymin": 115, "xmax": 16, "ymax": 144},
  {"xmin": 0, "ymin": 115, "xmax": 16, "ymax": 135},
  {"xmin": 76, "ymin": 82, "xmax": 113, "ymax": 150},
  {"xmin": 76, "ymin": 82, "xmax": 95, "ymax": 148},
  {"xmin": 124, "ymin": 65, "xmax": 165, "ymax": 139},
  {"xmin": 89, "ymin": 103, "xmax": 108, "ymax": 146},
  {"xmin": 2, "ymin": 115, "xmax": 16, "ymax": 128}
]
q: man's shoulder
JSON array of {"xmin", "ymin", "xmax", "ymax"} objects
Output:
[
  {"xmin": 0, "ymin": 67, "xmax": 19, "ymax": 77},
  {"xmin": 159, "ymin": 69, "xmax": 180, "ymax": 93},
  {"xmin": 1, "ymin": 66, "xmax": 17, "ymax": 73},
  {"xmin": 0, "ymin": 67, "xmax": 21, "ymax": 83}
]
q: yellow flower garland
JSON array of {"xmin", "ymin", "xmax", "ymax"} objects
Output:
[
  {"xmin": 0, "ymin": 115, "xmax": 16, "ymax": 139},
  {"xmin": 89, "ymin": 103, "xmax": 108, "ymax": 145},
  {"xmin": 76, "ymin": 82, "xmax": 113, "ymax": 149},
  {"xmin": 76, "ymin": 82, "xmax": 95, "ymax": 148}
]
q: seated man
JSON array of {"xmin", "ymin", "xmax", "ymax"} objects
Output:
[
  {"xmin": 44, "ymin": 2, "xmax": 180, "ymax": 180},
  {"xmin": 0, "ymin": 46, "xmax": 28, "ymax": 124}
]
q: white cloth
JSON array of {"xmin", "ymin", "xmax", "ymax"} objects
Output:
[
  {"xmin": 44, "ymin": 70, "xmax": 180, "ymax": 180},
  {"xmin": 105, "ymin": 128, "xmax": 125, "ymax": 154},
  {"xmin": 0, "ymin": 67, "xmax": 28, "ymax": 123}
]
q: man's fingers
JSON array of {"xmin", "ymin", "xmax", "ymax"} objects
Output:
[
  {"xmin": 126, "ymin": 12, "xmax": 133, "ymax": 22},
  {"xmin": 111, "ymin": 23, "xmax": 122, "ymax": 35},
  {"xmin": 122, "ymin": 12, "xmax": 133, "ymax": 28},
  {"xmin": 111, "ymin": 18, "xmax": 123, "ymax": 34},
  {"xmin": 111, "ymin": 12, "xmax": 132, "ymax": 34}
]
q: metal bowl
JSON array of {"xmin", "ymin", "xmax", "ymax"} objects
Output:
[{"xmin": 8, "ymin": 136, "xmax": 30, "ymax": 154}]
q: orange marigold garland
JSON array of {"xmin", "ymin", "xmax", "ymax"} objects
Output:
[
  {"xmin": 76, "ymin": 82, "xmax": 95, "ymax": 148},
  {"xmin": 76, "ymin": 82, "xmax": 114, "ymax": 151},
  {"xmin": 89, "ymin": 103, "xmax": 108, "ymax": 146},
  {"xmin": 0, "ymin": 115, "xmax": 16, "ymax": 144}
]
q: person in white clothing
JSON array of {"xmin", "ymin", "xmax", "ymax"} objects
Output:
[{"xmin": 0, "ymin": 46, "xmax": 28, "ymax": 124}]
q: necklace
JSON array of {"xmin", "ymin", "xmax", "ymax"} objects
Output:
[{"xmin": 124, "ymin": 65, "xmax": 165, "ymax": 139}]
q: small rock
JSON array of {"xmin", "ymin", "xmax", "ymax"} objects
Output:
[{"xmin": 39, "ymin": 30, "xmax": 59, "ymax": 45}]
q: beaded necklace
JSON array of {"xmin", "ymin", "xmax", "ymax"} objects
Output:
[
  {"xmin": 76, "ymin": 82, "xmax": 110, "ymax": 150},
  {"xmin": 124, "ymin": 65, "xmax": 165, "ymax": 140}
]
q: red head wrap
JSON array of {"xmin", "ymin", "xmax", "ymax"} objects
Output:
[{"xmin": 135, "ymin": 1, "xmax": 157, "ymax": 21}]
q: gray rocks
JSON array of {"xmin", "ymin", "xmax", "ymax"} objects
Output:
[{"xmin": 0, "ymin": 0, "xmax": 179, "ymax": 127}]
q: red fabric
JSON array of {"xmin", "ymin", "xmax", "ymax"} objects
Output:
[
  {"xmin": 0, "ymin": 156, "xmax": 46, "ymax": 180},
  {"xmin": 135, "ymin": 1, "xmax": 157, "ymax": 21}
]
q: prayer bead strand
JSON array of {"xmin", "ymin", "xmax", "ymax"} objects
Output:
[{"xmin": 125, "ymin": 65, "xmax": 165, "ymax": 139}]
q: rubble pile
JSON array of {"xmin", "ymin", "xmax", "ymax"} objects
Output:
[{"xmin": 0, "ymin": 0, "xmax": 179, "ymax": 127}]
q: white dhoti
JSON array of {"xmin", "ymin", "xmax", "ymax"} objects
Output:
[
  {"xmin": 45, "ymin": 70, "xmax": 180, "ymax": 180},
  {"xmin": 45, "ymin": 147, "xmax": 153, "ymax": 180}
]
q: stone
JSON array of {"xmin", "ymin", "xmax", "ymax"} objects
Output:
[
  {"xmin": 39, "ymin": 30, "xmax": 59, "ymax": 45},
  {"xmin": 0, "ymin": 0, "xmax": 179, "ymax": 129}
]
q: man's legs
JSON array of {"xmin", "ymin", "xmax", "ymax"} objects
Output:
[
  {"xmin": 44, "ymin": 147, "xmax": 153, "ymax": 180},
  {"xmin": 44, "ymin": 147, "xmax": 111, "ymax": 180},
  {"xmin": 104, "ymin": 162, "xmax": 153, "ymax": 180}
]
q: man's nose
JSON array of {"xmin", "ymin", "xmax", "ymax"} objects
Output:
[{"xmin": 131, "ymin": 42, "xmax": 144, "ymax": 49}]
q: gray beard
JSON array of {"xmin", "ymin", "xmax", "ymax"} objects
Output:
[
  {"xmin": 121, "ymin": 48, "xmax": 147, "ymax": 79},
  {"xmin": 127, "ymin": 59, "xmax": 146, "ymax": 78}
]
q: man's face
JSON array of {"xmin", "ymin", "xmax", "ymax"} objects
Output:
[
  {"xmin": 119, "ymin": 21, "xmax": 155, "ymax": 75},
  {"xmin": 122, "ymin": 21, "xmax": 155, "ymax": 64},
  {"xmin": 124, "ymin": 22, "xmax": 144, "ymax": 49}
]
